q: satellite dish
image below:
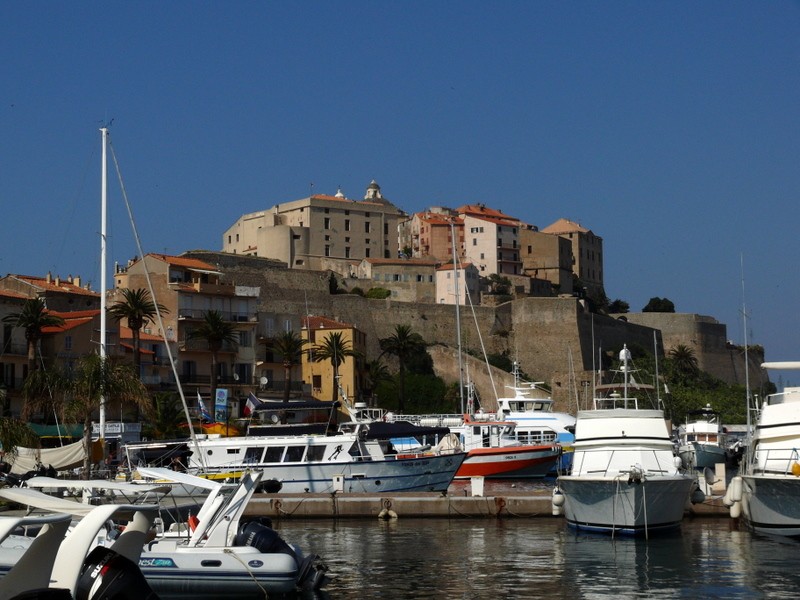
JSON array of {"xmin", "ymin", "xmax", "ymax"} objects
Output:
[
  {"xmin": 233, "ymin": 373, "xmax": 240, "ymax": 381},
  {"xmin": 703, "ymin": 467, "xmax": 718, "ymax": 485},
  {"xmin": 260, "ymin": 376, "xmax": 269, "ymax": 386}
]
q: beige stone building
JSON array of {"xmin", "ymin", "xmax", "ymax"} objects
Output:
[
  {"xmin": 520, "ymin": 226, "xmax": 574, "ymax": 295},
  {"xmin": 222, "ymin": 181, "xmax": 407, "ymax": 272},
  {"xmin": 356, "ymin": 258, "xmax": 438, "ymax": 303},
  {"xmin": 435, "ymin": 262, "xmax": 480, "ymax": 306},
  {"xmin": 540, "ymin": 218, "xmax": 604, "ymax": 299}
]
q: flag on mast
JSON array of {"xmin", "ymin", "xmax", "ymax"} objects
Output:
[
  {"xmin": 244, "ymin": 392, "xmax": 259, "ymax": 417},
  {"xmin": 198, "ymin": 391, "xmax": 214, "ymax": 423}
]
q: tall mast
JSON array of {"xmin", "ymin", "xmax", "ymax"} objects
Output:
[
  {"xmin": 99, "ymin": 127, "xmax": 108, "ymax": 444},
  {"xmin": 451, "ymin": 219, "xmax": 464, "ymax": 413}
]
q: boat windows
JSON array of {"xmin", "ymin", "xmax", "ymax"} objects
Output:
[
  {"xmin": 284, "ymin": 446, "xmax": 306, "ymax": 462},
  {"xmin": 264, "ymin": 447, "xmax": 284, "ymax": 462},
  {"xmin": 306, "ymin": 446, "xmax": 326, "ymax": 462},
  {"xmin": 226, "ymin": 448, "xmax": 241, "ymax": 455},
  {"xmin": 244, "ymin": 447, "xmax": 263, "ymax": 464}
]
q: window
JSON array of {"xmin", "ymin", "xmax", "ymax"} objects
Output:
[
  {"xmin": 313, "ymin": 374, "xmax": 322, "ymax": 389},
  {"xmin": 264, "ymin": 447, "xmax": 284, "ymax": 462},
  {"xmin": 345, "ymin": 219, "xmax": 351, "ymax": 231},
  {"xmin": 365, "ymin": 221, "xmax": 371, "ymax": 233},
  {"xmin": 307, "ymin": 446, "xmax": 325, "ymax": 462},
  {"xmin": 65, "ymin": 335, "xmax": 72, "ymax": 351},
  {"xmin": 365, "ymin": 248, "xmax": 371, "ymax": 258},
  {"xmin": 284, "ymin": 446, "xmax": 306, "ymax": 462},
  {"xmin": 244, "ymin": 447, "xmax": 263, "ymax": 464},
  {"xmin": 472, "ymin": 239, "xmax": 477, "ymax": 246},
  {"xmin": 324, "ymin": 217, "xmax": 331, "ymax": 229},
  {"xmin": 325, "ymin": 245, "xmax": 331, "ymax": 257},
  {"xmin": 345, "ymin": 247, "xmax": 351, "ymax": 258}
]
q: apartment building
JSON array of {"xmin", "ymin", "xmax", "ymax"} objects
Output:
[
  {"xmin": 435, "ymin": 262, "xmax": 480, "ymax": 306},
  {"xmin": 113, "ymin": 253, "xmax": 260, "ymax": 414},
  {"xmin": 540, "ymin": 218, "xmax": 604, "ymax": 299},
  {"xmin": 222, "ymin": 181, "xmax": 407, "ymax": 273},
  {"xmin": 400, "ymin": 209, "xmax": 464, "ymax": 262},
  {"xmin": 459, "ymin": 204, "xmax": 524, "ymax": 276}
]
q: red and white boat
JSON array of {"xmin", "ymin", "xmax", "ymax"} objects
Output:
[{"xmin": 388, "ymin": 413, "xmax": 561, "ymax": 479}]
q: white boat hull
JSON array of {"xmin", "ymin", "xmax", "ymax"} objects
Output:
[
  {"xmin": 207, "ymin": 453, "xmax": 466, "ymax": 494},
  {"xmin": 741, "ymin": 475, "xmax": 800, "ymax": 537},
  {"xmin": 558, "ymin": 475, "xmax": 694, "ymax": 535},
  {"xmin": 679, "ymin": 442, "xmax": 727, "ymax": 470}
]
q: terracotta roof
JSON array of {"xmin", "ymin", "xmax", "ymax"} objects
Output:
[
  {"xmin": 417, "ymin": 212, "xmax": 461, "ymax": 226},
  {"xmin": 456, "ymin": 204, "xmax": 519, "ymax": 222},
  {"xmin": 119, "ymin": 325, "xmax": 163, "ymax": 342},
  {"xmin": 309, "ymin": 194, "xmax": 386, "ymax": 207},
  {"xmin": 0, "ymin": 289, "xmax": 28, "ymax": 300},
  {"xmin": 8, "ymin": 275, "xmax": 99, "ymax": 297},
  {"xmin": 541, "ymin": 218, "xmax": 591, "ymax": 235},
  {"xmin": 42, "ymin": 316, "xmax": 94, "ymax": 334},
  {"xmin": 302, "ymin": 315, "xmax": 352, "ymax": 330},
  {"xmin": 120, "ymin": 342, "xmax": 155, "ymax": 355},
  {"xmin": 436, "ymin": 262, "xmax": 474, "ymax": 271},
  {"xmin": 146, "ymin": 253, "xmax": 219, "ymax": 272}
]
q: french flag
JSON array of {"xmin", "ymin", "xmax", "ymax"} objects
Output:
[{"xmin": 244, "ymin": 392, "xmax": 259, "ymax": 417}]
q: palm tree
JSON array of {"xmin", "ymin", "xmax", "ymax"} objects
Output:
[
  {"xmin": 379, "ymin": 324, "xmax": 426, "ymax": 412},
  {"xmin": 0, "ymin": 417, "xmax": 39, "ymax": 460},
  {"xmin": 2, "ymin": 297, "xmax": 65, "ymax": 374},
  {"xmin": 364, "ymin": 359, "xmax": 392, "ymax": 406},
  {"xmin": 188, "ymin": 310, "xmax": 239, "ymax": 404},
  {"xmin": 23, "ymin": 353, "xmax": 151, "ymax": 476},
  {"xmin": 269, "ymin": 330, "xmax": 307, "ymax": 403},
  {"xmin": 142, "ymin": 392, "xmax": 188, "ymax": 440},
  {"xmin": 312, "ymin": 331, "xmax": 356, "ymax": 404},
  {"xmin": 108, "ymin": 288, "xmax": 168, "ymax": 378},
  {"xmin": 669, "ymin": 344, "xmax": 700, "ymax": 381}
]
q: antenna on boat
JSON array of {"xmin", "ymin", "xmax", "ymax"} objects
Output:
[
  {"xmin": 741, "ymin": 254, "xmax": 753, "ymax": 438},
  {"xmin": 451, "ymin": 219, "xmax": 465, "ymax": 414}
]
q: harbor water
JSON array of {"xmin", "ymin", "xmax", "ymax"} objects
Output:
[{"xmin": 279, "ymin": 517, "xmax": 800, "ymax": 599}]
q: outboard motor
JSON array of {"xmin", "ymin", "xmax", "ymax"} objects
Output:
[
  {"xmin": 234, "ymin": 520, "xmax": 296, "ymax": 556},
  {"xmin": 75, "ymin": 546, "xmax": 159, "ymax": 600}
]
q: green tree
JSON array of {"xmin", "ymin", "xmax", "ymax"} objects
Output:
[
  {"xmin": 188, "ymin": 310, "xmax": 239, "ymax": 404},
  {"xmin": 23, "ymin": 353, "xmax": 151, "ymax": 476},
  {"xmin": 312, "ymin": 331, "xmax": 357, "ymax": 404},
  {"xmin": 2, "ymin": 298, "xmax": 65, "ymax": 374},
  {"xmin": 269, "ymin": 331, "xmax": 308, "ymax": 403},
  {"xmin": 668, "ymin": 344, "xmax": 700, "ymax": 383},
  {"xmin": 364, "ymin": 359, "xmax": 392, "ymax": 404},
  {"xmin": 0, "ymin": 417, "xmax": 39, "ymax": 460},
  {"xmin": 643, "ymin": 297, "xmax": 676, "ymax": 313},
  {"xmin": 108, "ymin": 288, "xmax": 168, "ymax": 378},
  {"xmin": 608, "ymin": 299, "xmax": 630, "ymax": 313},
  {"xmin": 379, "ymin": 324, "xmax": 427, "ymax": 412},
  {"xmin": 142, "ymin": 392, "xmax": 188, "ymax": 440}
]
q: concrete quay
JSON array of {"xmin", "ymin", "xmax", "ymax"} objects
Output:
[{"xmin": 245, "ymin": 489, "xmax": 733, "ymax": 520}]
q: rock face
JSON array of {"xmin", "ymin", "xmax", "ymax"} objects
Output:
[{"xmin": 186, "ymin": 251, "xmax": 758, "ymax": 408}]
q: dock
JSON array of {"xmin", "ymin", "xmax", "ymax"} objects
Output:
[{"xmin": 245, "ymin": 489, "xmax": 733, "ymax": 519}]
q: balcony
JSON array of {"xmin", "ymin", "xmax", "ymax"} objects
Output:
[
  {"xmin": 177, "ymin": 308, "xmax": 257, "ymax": 322},
  {"xmin": 178, "ymin": 338, "xmax": 239, "ymax": 353}
]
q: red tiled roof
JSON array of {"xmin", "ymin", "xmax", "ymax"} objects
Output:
[
  {"xmin": 541, "ymin": 218, "xmax": 591, "ymax": 235},
  {"xmin": 119, "ymin": 325, "xmax": 163, "ymax": 342},
  {"xmin": 302, "ymin": 315, "xmax": 352, "ymax": 330},
  {"xmin": 146, "ymin": 253, "xmax": 219, "ymax": 272},
  {"xmin": 456, "ymin": 204, "xmax": 519, "ymax": 222},
  {"xmin": 0, "ymin": 289, "xmax": 28, "ymax": 300},
  {"xmin": 417, "ymin": 212, "xmax": 461, "ymax": 226},
  {"xmin": 120, "ymin": 342, "xmax": 155, "ymax": 355},
  {"xmin": 436, "ymin": 262, "xmax": 474, "ymax": 271},
  {"xmin": 9, "ymin": 275, "xmax": 99, "ymax": 297}
]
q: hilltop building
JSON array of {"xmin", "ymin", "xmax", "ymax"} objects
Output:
[
  {"xmin": 540, "ymin": 218, "xmax": 604, "ymax": 300},
  {"xmin": 221, "ymin": 181, "xmax": 407, "ymax": 274}
]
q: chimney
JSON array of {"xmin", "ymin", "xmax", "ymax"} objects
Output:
[
  {"xmin": 46, "ymin": 272, "xmax": 52, "ymax": 283},
  {"xmin": 73, "ymin": 276, "xmax": 81, "ymax": 287}
]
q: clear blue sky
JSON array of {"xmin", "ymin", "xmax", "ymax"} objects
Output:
[{"xmin": 2, "ymin": 2, "xmax": 799, "ymax": 363}]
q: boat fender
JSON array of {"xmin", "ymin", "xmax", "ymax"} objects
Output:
[
  {"xmin": 691, "ymin": 487, "xmax": 705, "ymax": 505},
  {"xmin": 378, "ymin": 508, "xmax": 398, "ymax": 520},
  {"xmin": 551, "ymin": 488, "xmax": 565, "ymax": 516},
  {"xmin": 729, "ymin": 476, "xmax": 743, "ymax": 503},
  {"xmin": 730, "ymin": 499, "xmax": 742, "ymax": 519},
  {"xmin": 792, "ymin": 462, "xmax": 800, "ymax": 477}
]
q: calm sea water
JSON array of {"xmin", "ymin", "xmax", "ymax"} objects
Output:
[
  {"xmin": 272, "ymin": 479, "xmax": 800, "ymax": 599},
  {"xmin": 280, "ymin": 517, "xmax": 800, "ymax": 599}
]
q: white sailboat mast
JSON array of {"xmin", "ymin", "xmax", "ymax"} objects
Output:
[{"xmin": 99, "ymin": 127, "xmax": 108, "ymax": 442}]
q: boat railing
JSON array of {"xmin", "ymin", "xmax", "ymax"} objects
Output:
[
  {"xmin": 753, "ymin": 447, "xmax": 800, "ymax": 475},
  {"xmin": 576, "ymin": 448, "xmax": 677, "ymax": 477},
  {"xmin": 593, "ymin": 396, "xmax": 639, "ymax": 410}
]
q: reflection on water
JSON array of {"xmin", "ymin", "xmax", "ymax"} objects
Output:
[{"xmin": 277, "ymin": 517, "xmax": 800, "ymax": 599}]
